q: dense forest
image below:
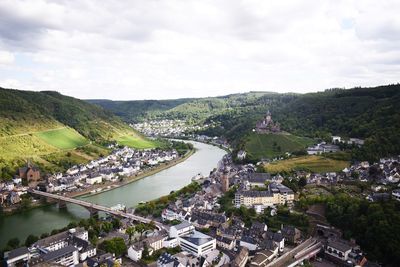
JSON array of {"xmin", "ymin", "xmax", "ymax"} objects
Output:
[
  {"xmin": 299, "ymin": 194, "xmax": 400, "ymax": 266},
  {"xmin": 91, "ymin": 84, "xmax": 400, "ymax": 162}
]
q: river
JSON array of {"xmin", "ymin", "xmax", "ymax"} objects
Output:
[{"xmin": 0, "ymin": 141, "xmax": 226, "ymax": 248}]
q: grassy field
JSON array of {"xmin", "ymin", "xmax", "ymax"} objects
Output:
[
  {"xmin": 0, "ymin": 134, "xmax": 58, "ymax": 160},
  {"xmin": 34, "ymin": 127, "xmax": 89, "ymax": 149},
  {"xmin": 264, "ymin": 155, "xmax": 349, "ymax": 173},
  {"xmin": 116, "ymin": 134, "xmax": 158, "ymax": 149},
  {"xmin": 244, "ymin": 133, "xmax": 314, "ymax": 159}
]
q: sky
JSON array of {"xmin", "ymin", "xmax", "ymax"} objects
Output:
[{"xmin": 0, "ymin": 0, "xmax": 399, "ymax": 100}]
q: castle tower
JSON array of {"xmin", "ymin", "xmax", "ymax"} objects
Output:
[
  {"xmin": 265, "ymin": 110, "xmax": 272, "ymax": 124},
  {"xmin": 221, "ymin": 171, "xmax": 230, "ymax": 193}
]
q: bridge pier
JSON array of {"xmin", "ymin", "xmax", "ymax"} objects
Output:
[
  {"xmin": 87, "ymin": 206, "xmax": 99, "ymax": 218},
  {"xmin": 58, "ymin": 200, "xmax": 67, "ymax": 209}
]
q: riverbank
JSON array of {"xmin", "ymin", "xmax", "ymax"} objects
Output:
[
  {"xmin": 2, "ymin": 148, "xmax": 195, "ymax": 216},
  {"xmin": 79, "ymin": 148, "xmax": 196, "ymax": 198}
]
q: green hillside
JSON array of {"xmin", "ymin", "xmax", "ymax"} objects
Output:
[
  {"xmin": 244, "ymin": 133, "xmax": 314, "ymax": 160},
  {"xmin": 34, "ymin": 127, "xmax": 89, "ymax": 149},
  {"xmin": 0, "ymin": 87, "xmax": 158, "ymax": 179},
  {"xmin": 116, "ymin": 135, "xmax": 158, "ymax": 149}
]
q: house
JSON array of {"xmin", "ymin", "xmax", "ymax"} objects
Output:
[
  {"xmin": 281, "ymin": 225, "xmax": 301, "ymax": 244},
  {"xmin": 239, "ymin": 236, "xmax": 258, "ymax": 251},
  {"xmin": 4, "ymin": 247, "xmax": 31, "ymax": 267},
  {"xmin": 348, "ymin": 138, "xmax": 364, "ymax": 146},
  {"xmin": 163, "ymin": 237, "xmax": 180, "ymax": 248},
  {"xmin": 249, "ymin": 250, "xmax": 275, "ymax": 267},
  {"xmin": 128, "ymin": 243, "xmax": 144, "ymax": 262},
  {"xmin": 169, "ymin": 221, "xmax": 195, "ymax": 238},
  {"xmin": 86, "ymin": 174, "xmax": 102, "ymax": 185},
  {"xmin": 216, "ymin": 236, "xmax": 235, "ymax": 250},
  {"xmin": 145, "ymin": 234, "xmax": 167, "ymax": 251},
  {"xmin": 157, "ymin": 253, "xmax": 185, "ymax": 267},
  {"xmin": 265, "ymin": 231, "xmax": 284, "ymax": 252},
  {"xmin": 392, "ymin": 189, "xmax": 400, "ymax": 201},
  {"xmin": 7, "ymin": 191, "xmax": 21, "ymax": 205},
  {"xmin": 237, "ymin": 150, "xmax": 247, "ymax": 161},
  {"xmin": 232, "ymin": 247, "xmax": 249, "ymax": 267},
  {"xmin": 325, "ymin": 239, "xmax": 353, "ymax": 263},
  {"xmin": 178, "ymin": 230, "xmax": 216, "ymax": 256},
  {"xmin": 87, "ymin": 251, "xmax": 119, "ymax": 267}
]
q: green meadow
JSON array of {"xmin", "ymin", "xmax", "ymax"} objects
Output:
[
  {"xmin": 116, "ymin": 134, "xmax": 157, "ymax": 149},
  {"xmin": 34, "ymin": 127, "xmax": 89, "ymax": 149},
  {"xmin": 244, "ymin": 133, "xmax": 314, "ymax": 159}
]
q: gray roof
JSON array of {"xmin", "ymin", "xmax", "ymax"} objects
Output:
[
  {"xmin": 41, "ymin": 245, "xmax": 77, "ymax": 261},
  {"xmin": 173, "ymin": 221, "xmax": 192, "ymax": 230},
  {"xmin": 327, "ymin": 240, "xmax": 352, "ymax": 252},
  {"xmin": 247, "ymin": 173, "xmax": 271, "ymax": 183},
  {"xmin": 7, "ymin": 247, "xmax": 29, "ymax": 259},
  {"xmin": 180, "ymin": 230, "xmax": 214, "ymax": 246}
]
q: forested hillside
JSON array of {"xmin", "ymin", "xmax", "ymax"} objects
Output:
[
  {"xmin": 91, "ymin": 84, "xmax": 400, "ymax": 162},
  {"xmin": 88, "ymin": 98, "xmax": 193, "ymax": 122}
]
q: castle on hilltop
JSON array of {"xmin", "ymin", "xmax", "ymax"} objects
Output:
[{"xmin": 255, "ymin": 110, "xmax": 281, "ymax": 134}]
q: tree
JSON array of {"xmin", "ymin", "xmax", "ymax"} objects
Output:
[
  {"xmin": 135, "ymin": 223, "xmax": 147, "ymax": 238},
  {"xmin": 112, "ymin": 218, "xmax": 121, "ymax": 229},
  {"xmin": 100, "ymin": 237, "xmax": 127, "ymax": 257},
  {"xmin": 126, "ymin": 227, "xmax": 136, "ymax": 244},
  {"xmin": 298, "ymin": 177, "xmax": 307, "ymax": 188},
  {"xmin": 7, "ymin": 238, "xmax": 20, "ymax": 249},
  {"xmin": 19, "ymin": 197, "xmax": 31, "ymax": 210},
  {"xmin": 25, "ymin": 235, "xmax": 39, "ymax": 247},
  {"xmin": 102, "ymin": 222, "xmax": 113, "ymax": 233}
]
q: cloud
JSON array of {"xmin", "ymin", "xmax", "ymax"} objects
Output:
[
  {"xmin": 0, "ymin": 51, "xmax": 14, "ymax": 65},
  {"xmin": 0, "ymin": 0, "xmax": 399, "ymax": 100}
]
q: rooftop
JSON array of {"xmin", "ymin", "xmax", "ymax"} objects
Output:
[
  {"xmin": 6, "ymin": 247, "xmax": 30, "ymax": 259},
  {"xmin": 180, "ymin": 230, "xmax": 214, "ymax": 246}
]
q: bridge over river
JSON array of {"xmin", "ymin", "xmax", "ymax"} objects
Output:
[
  {"xmin": 0, "ymin": 141, "xmax": 226, "ymax": 249},
  {"xmin": 28, "ymin": 189, "xmax": 164, "ymax": 230}
]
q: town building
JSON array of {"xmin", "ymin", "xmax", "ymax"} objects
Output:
[
  {"xmin": 216, "ymin": 236, "xmax": 235, "ymax": 250},
  {"xmin": 325, "ymin": 239, "xmax": 353, "ymax": 263},
  {"xmin": 4, "ymin": 247, "xmax": 31, "ymax": 267},
  {"xmin": 392, "ymin": 189, "xmax": 400, "ymax": 201},
  {"xmin": 232, "ymin": 247, "xmax": 249, "ymax": 267},
  {"xmin": 178, "ymin": 230, "xmax": 216, "ymax": 256},
  {"xmin": 85, "ymin": 174, "xmax": 102, "ymax": 185},
  {"xmin": 18, "ymin": 163, "xmax": 40, "ymax": 185},
  {"xmin": 37, "ymin": 245, "xmax": 79, "ymax": 266},
  {"xmin": 157, "ymin": 253, "xmax": 185, "ymax": 267},
  {"xmin": 169, "ymin": 221, "xmax": 195, "ymax": 238},
  {"xmin": 281, "ymin": 225, "xmax": 301, "ymax": 244},
  {"xmin": 234, "ymin": 183, "xmax": 294, "ymax": 208}
]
